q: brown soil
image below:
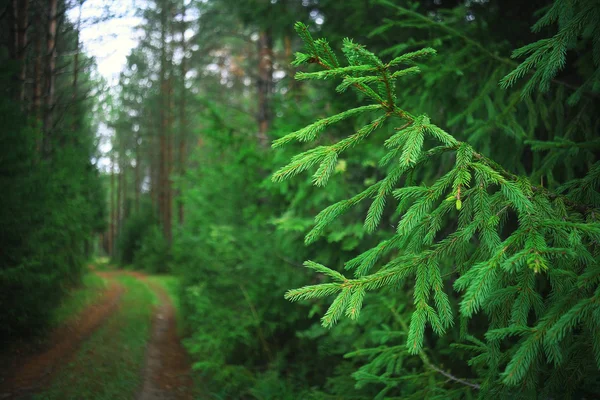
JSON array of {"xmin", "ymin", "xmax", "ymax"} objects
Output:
[
  {"xmin": 0, "ymin": 274, "xmax": 124, "ymax": 399},
  {"xmin": 0, "ymin": 270, "xmax": 197, "ymax": 400},
  {"xmin": 129, "ymin": 272, "xmax": 196, "ymax": 400}
]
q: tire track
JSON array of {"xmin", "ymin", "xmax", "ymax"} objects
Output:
[
  {"xmin": 0, "ymin": 273, "xmax": 124, "ymax": 400},
  {"xmin": 130, "ymin": 272, "xmax": 195, "ymax": 400}
]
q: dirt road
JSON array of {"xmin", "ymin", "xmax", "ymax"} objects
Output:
[{"xmin": 0, "ymin": 270, "xmax": 196, "ymax": 400}]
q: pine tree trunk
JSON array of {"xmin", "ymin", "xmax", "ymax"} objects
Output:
[
  {"xmin": 116, "ymin": 157, "xmax": 122, "ymax": 249},
  {"xmin": 118, "ymin": 151, "xmax": 127, "ymax": 242},
  {"xmin": 72, "ymin": 1, "xmax": 82, "ymax": 104},
  {"xmin": 256, "ymin": 28, "xmax": 273, "ymax": 147},
  {"xmin": 150, "ymin": 123, "xmax": 158, "ymax": 216},
  {"xmin": 159, "ymin": 0, "xmax": 170, "ymax": 242},
  {"xmin": 177, "ymin": 0, "xmax": 187, "ymax": 226},
  {"xmin": 15, "ymin": 0, "xmax": 29, "ymax": 105},
  {"xmin": 164, "ymin": 4, "xmax": 175, "ymax": 244},
  {"xmin": 109, "ymin": 153, "xmax": 116, "ymax": 257},
  {"xmin": 10, "ymin": 1, "xmax": 18, "ymax": 60},
  {"xmin": 166, "ymin": 75, "xmax": 173, "ymax": 244},
  {"xmin": 135, "ymin": 131, "xmax": 140, "ymax": 214},
  {"xmin": 32, "ymin": 3, "xmax": 43, "ymax": 134},
  {"xmin": 43, "ymin": 0, "xmax": 58, "ymax": 155}
]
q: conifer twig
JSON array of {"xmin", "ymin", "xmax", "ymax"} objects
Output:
[
  {"xmin": 239, "ymin": 285, "xmax": 273, "ymax": 362},
  {"xmin": 376, "ymin": 0, "xmax": 587, "ymax": 94},
  {"xmin": 387, "ymin": 303, "xmax": 481, "ymax": 390}
]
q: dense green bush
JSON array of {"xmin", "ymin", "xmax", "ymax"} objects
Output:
[
  {"xmin": 134, "ymin": 225, "xmax": 171, "ymax": 273},
  {"xmin": 0, "ymin": 99, "xmax": 105, "ymax": 339},
  {"xmin": 117, "ymin": 205, "xmax": 157, "ymax": 266},
  {"xmin": 0, "ymin": 10, "xmax": 105, "ymax": 339},
  {"xmin": 171, "ymin": 135, "xmax": 317, "ymax": 398}
]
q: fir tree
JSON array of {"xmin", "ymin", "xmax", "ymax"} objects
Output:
[{"xmin": 274, "ymin": 16, "xmax": 600, "ymax": 398}]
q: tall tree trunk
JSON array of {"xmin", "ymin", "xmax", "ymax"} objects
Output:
[
  {"xmin": 116, "ymin": 154, "xmax": 122, "ymax": 251},
  {"xmin": 134, "ymin": 131, "xmax": 140, "ymax": 214},
  {"xmin": 109, "ymin": 152, "xmax": 116, "ymax": 257},
  {"xmin": 72, "ymin": 0, "xmax": 82, "ymax": 104},
  {"xmin": 118, "ymin": 151, "xmax": 127, "ymax": 244},
  {"xmin": 15, "ymin": 0, "xmax": 29, "ymax": 105},
  {"xmin": 158, "ymin": 0, "xmax": 170, "ymax": 242},
  {"xmin": 256, "ymin": 28, "xmax": 273, "ymax": 147},
  {"xmin": 10, "ymin": 1, "xmax": 18, "ymax": 60},
  {"xmin": 177, "ymin": 0, "xmax": 187, "ymax": 226},
  {"xmin": 43, "ymin": 0, "xmax": 58, "ymax": 155},
  {"xmin": 150, "ymin": 123, "xmax": 158, "ymax": 216},
  {"xmin": 166, "ymin": 83, "xmax": 173, "ymax": 244},
  {"xmin": 162, "ymin": 4, "xmax": 175, "ymax": 244},
  {"xmin": 32, "ymin": 3, "xmax": 43, "ymax": 133},
  {"xmin": 70, "ymin": 0, "xmax": 83, "ymax": 140}
]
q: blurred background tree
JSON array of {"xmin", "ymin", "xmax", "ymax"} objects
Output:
[{"xmin": 0, "ymin": 0, "xmax": 107, "ymax": 338}]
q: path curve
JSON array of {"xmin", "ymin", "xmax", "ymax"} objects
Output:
[{"xmin": 0, "ymin": 273, "xmax": 124, "ymax": 399}]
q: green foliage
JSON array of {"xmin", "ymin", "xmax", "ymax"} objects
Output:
[
  {"xmin": 500, "ymin": 0, "xmax": 600, "ymax": 101},
  {"xmin": 275, "ymin": 17, "xmax": 600, "ymax": 398},
  {"xmin": 106, "ymin": 0, "xmax": 600, "ymax": 397},
  {"xmin": 0, "ymin": 0, "xmax": 106, "ymax": 341},
  {"xmin": 0, "ymin": 93, "xmax": 105, "ymax": 340},
  {"xmin": 134, "ymin": 225, "xmax": 171, "ymax": 274},
  {"xmin": 172, "ymin": 132, "xmax": 319, "ymax": 398},
  {"xmin": 117, "ymin": 205, "xmax": 158, "ymax": 266},
  {"xmin": 50, "ymin": 274, "xmax": 107, "ymax": 327}
]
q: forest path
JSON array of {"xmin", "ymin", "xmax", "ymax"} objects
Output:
[
  {"xmin": 1, "ymin": 270, "xmax": 197, "ymax": 400},
  {"xmin": 128, "ymin": 271, "xmax": 196, "ymax": 400},
  {"xmin": 0, "ymin": 273, "xmax": 125, "ymax": 399}
]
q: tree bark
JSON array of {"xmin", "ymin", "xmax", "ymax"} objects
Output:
[
  {"xmin": 109, "ymin": 152, "xmax": 116, "ymax": 257},
  {"xmin": 72, "ymin": 0, "xmax": 82, "ymax": 103},
  {"xmin": 15, "ymin": 0, "xmax": 29, "ymax": 105},
  {"xmin": 158, "ymin": 0, "xmax": 171, "ymax": 243},
  {"xmin": 150, "ymin": 123, "xmax": 159, "ymax": 216},
  {"xmin": 43, "ymin": 0, "xmax": 58, "ymax": 155},
  {"xmin": 256, "ymin": 28, "xmax": 273, "ymax": 147},
  {"xmin": 32, "ymin": 2, "xmax": 43, "ymax": 132},
  {"xmin": 177, "ymin": 0, "xmax": 187, "ymax": 226},
  {"xmin": 134, "ymin": 130, "xmax": 140, "ymax": 214},
  {"xmin": 116, "ymin": 153, "xmax": 122, "ymax": 249},
  {"xmin": 165, "ymin": 3, "xmax": 176, "ymax": 243}
]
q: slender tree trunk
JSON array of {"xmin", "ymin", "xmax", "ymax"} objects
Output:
[
  {"xmin": 32, "ymin": 3, "xmax": 43, "ymax": 132},
  {"xmin": 158, "ymin": 0, "xmax": 170, "ymax": 242},
  {"xmin": 109, "ymin": 152, "xmax": 116, "ymax": 257},
  {"xmin": 70, "ymin": 0, "xmax": 83, "ymax": 141},
  {"xmin": 72, "ymin": 0, "xmax": 82, "ymax": 104},
  {"xmin": 256, "ymin": 28, "xmax": 273, "ymax": 147},
  {"xmin": 116, "ymin": 155, "xmax": 122, "ymax": 251},
  {"xmin": 177, "ymin": 0, "xmax": 187, "ymax": 226},
  {"xmin": 118, "ymin": 150, "xmax": 127, "ymax": 242},
  {"xmin": 134, "ymin": 131, "xmax": 140, "ymax": 214},
  {"xmin": 150, "ymin": 123, "xmax": 158, "ymax": 216},
  {"xmin": 284, "ymin": 35, "xmax": 291, "ymax": 59},
  {"xmin": 15, "ymin": 0, "xmax": 29, "ymax": 105},
  {"xmin": 164, "ymin": 4, "xmax": 176, "ymax": 243},
  {"xmin": 43, "ymin": 0, "xmax": 58, "ymax": 155},
  {"xmin": 166, "ymin": 84, "xmax": 173, "ymax": 244},
  {"xmin": 10, "ymin": 1, "xmax": 18, "ymax": 60},
  {"xmin": 284, "ymin": 34, "xmax": 298, "ymax": 93}
]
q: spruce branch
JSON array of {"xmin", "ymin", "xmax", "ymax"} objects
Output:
[
  {"xmin": 376, "ymin": 0, "xmax": 589, "ymax": 96},
  {"xmin": 387, "ymin": 302, "xmax": 481, "ymax": 390},
  {"xmin": 275, "ymin": 24, "xmax": 600, "ymax": 389}
]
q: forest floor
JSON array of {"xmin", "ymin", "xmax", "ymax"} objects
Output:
[{"xmin": 0, "ymin": 268, "xmax": 197, "ymax": 400}]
